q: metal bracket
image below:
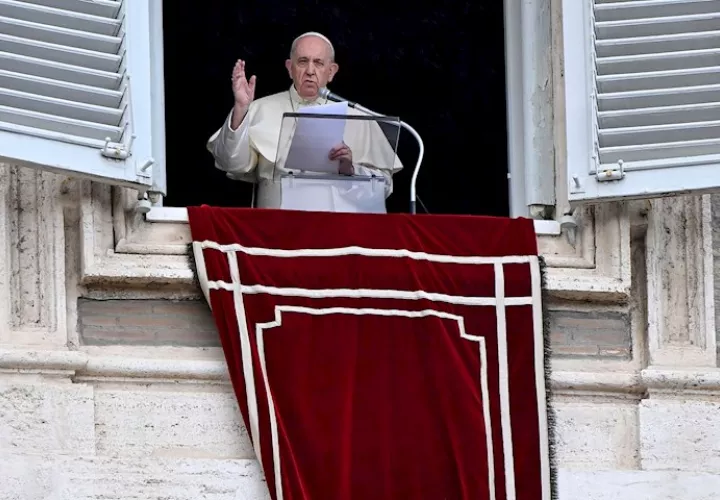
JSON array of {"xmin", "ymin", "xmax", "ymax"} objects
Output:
[
  {"xmin": 101, "ymin": 135, "xmax": 135, "ymax": 160},
  {"xmin": 136, "ymin": 158, "xmax": 154, "ymax": 179},
  {"xmin": 560, "ymin": 209, "xmax": 579, "ymax": 247},
  {"xmin": 570, "ymin": 175, "xmax": 584, "ymax": 194},
  {"xmin": 596, "ymin": 160, "xmax": 625, "ymax": 182},
  {"xmin": 135, "ymin": 192, "xmax": 151, "ymax": 214}
]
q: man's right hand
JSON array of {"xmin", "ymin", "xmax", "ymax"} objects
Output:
[{"xmin": 230, "ymin": 59, "xmax": 256, "ymax": 129}]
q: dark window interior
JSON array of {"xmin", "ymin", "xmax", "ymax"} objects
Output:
[{"xmin": 162, "ymin": 0, "xmax": 508, "ymax": 216}]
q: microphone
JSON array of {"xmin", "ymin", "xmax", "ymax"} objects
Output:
[
  {"xmin": 319, "ymin": 88, "xmax": 425, "ymax": 215},
  {"xmin": 319, "ymin": 87, "xmax": 358, "ymax": 108}
]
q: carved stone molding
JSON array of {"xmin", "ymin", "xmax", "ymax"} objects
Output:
[
  {"xmin": 538, "ymin": 205, "xmax": 596, "ymax": 270},
  {"xmin": 551, "ymin": 370, "xmax": 644, "ymax": 399},
  {"xmin": 0, "ymin": 165, "xmax": 67, "ymax": 347},
  {"xmin": 79, "ymin": 184, "xmax": 194, "ymax": 288},
  {"xmin": 12, "ymin": 347, "xmax": 720, "ymax": 398},
  {"xmin": 112, "ymin": 188, "xmax": 191, "ymax": 255},
  {"xmin": 92, "ymin": 188, "xmax": 633, "ymax": 303},
  {"xmin": 646, "ymin": 195, "xmax": 715, "ymax": 368},
  {"xmin": 540, "ymin": 202, "xmax": 632, "ymax": 301}
]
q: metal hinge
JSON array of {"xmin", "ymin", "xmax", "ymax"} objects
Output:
[{"xmin": 596, "ymin": 160, "xmax": 625, "ymax": 182}]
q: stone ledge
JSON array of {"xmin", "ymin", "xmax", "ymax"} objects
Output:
[
  {"xmin": 80, "ymin": 251, "xmax": 195, "ymax": 286},
  {"xmin": 82, "ymin": 248, "xmax": 633, "ymax": 301},
  {"xmin": 81, "ymin": 355, "xmax": 229, "ymax": 383},
  {"xmin": 94, "ymin": 203, "xmax": 632, "ymax": 301},
  {"xmin": 553, "ymin": 368, "xmax": 720, "ymax": 399},
  {"xmin": 0, "ymin": 349, "xmax": 228, "ymax": 383},
  {"xmin": 5, "ymin": 349, "xmax": 720, "ymax": 397},
  {"xmin": 642, "ymin": 367, "xmax": 720, "ymax": 395},
  {"xmin": 0, "ymin": 349, "xmax": 86, "ymax": 374},
  {"xmin": 552, "ymin": 370, "xmax": 643, "ymax": 397}
]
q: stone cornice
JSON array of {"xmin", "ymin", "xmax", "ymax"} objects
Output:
[{"xmin": 3, "ymin": 348, "xmax": 720, "ymax": 396}]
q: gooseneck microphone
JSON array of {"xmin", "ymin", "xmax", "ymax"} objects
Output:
[
  {"xmin": 319, "ymin": 88, "xmax": 359, "ymax": 109},
  {"xmin": 319, "ymin": 87, "xmax": 425, "ymax": 214}
]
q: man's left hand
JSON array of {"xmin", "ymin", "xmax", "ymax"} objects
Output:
[{"xmin": 329, "ymin": 144, "xmax": 353, "ymax": 175}]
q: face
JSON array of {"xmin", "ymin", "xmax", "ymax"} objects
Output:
[{"xmin": 286, "ymin": 36, "xmax": 339, "ymax": 99}]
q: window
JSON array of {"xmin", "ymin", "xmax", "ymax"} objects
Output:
[
  {"xmin": 0, "ymin": 0, "xmax": 165, "ymax": 194},
  {"xmin": 158, "ymin": 0, "xmax": 510, "ymax": 217},
  {"xmin": 562, "ymin": 0, "xmax": 720, "ymax": 204},
  {"xmin": 0, "ymin": 0, "xmax": 548, "ymax": 223}
]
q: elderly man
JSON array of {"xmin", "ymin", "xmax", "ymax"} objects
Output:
[{"xmin": 206, "ymin": 32, "xmax": 403, "ymax": 210}]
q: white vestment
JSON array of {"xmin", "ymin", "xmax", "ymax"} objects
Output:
[{"xmin": 206, "ymin": 85, "xmax": 403, "ymax": 209}]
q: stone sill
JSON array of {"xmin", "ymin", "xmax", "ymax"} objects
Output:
[
  {"xmin": 3, "ymin": 348, "xmax": 716, "ymax": 396},
  {"xmin": 92, "ymin": 202, "xmax": 629, "ymax": 300},
  {"xmin": 0, "ymin": 348, "xmax": 227, "ymax": 382},
  {"xmin": 145, "ymin": 207, "xmax": 563, "ymax": 236}
]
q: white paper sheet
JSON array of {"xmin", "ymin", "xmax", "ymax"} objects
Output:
[{"xmin": 284, "ymin": 101, "xmax": 349, "ymax": 173}]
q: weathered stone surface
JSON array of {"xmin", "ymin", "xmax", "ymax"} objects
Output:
[
  {"xmin": 553, "ymin": 400, "xmax": 639, "ymax": 470},
  {"xmin": 646, "ymin": 196, "xmax": 715, "ymax": 367},
  {"xmin": 710, "ymin": 193, "xmax": 720, "ymax": 362},
  {"xmin": 640, "ymin": 399, "xmax": 720, "ymax": 472},
  {"xmin": 548, "ymin": 308, "xmax": 631, "ymax": 359},
  {"xmin": 0, "ymin": 95, "xmax": 718, "ymax": 500},
  {"xmin": 0, "ymin": 381, "xmax": 95, "ymax": 456},
  {"xmin": 78, "ymin": 299, "xmax": 219, "ymax": 347},
  {"xmin": 94, "ymin": 388, "xmax": 252, "ymax": 458},
  {"xmin": 559, "ymin": 470, "xmax": 720, "ymax": 500},
  {"xmin": 0, "ymin": 456, "xmax": 270, "ymax": 500}
]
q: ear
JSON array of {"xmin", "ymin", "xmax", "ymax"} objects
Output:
[
  {"xmin": 328, "ymin": 62, "xmax": 339, "ymax": 82},
  {"xmin": 285, "ymin": 59, "xmax": 292, "ymax": 78}
]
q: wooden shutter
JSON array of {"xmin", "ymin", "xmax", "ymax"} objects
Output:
[
  {"xmin": 0, "ymin": 0, "xmax": 162, "ymax": 191},
  {"xmin": 564, "ymin": 0, "xmax": 720, "ymax": 203}
]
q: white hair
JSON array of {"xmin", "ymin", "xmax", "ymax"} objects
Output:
[{"xmin": 290, "ymin": 31, "xmax": 335, "ymax": 61}]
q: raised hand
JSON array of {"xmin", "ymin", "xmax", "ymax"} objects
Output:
[{"xmin": 231, "ymin": 59, "xmax": 257, "ymax": 109}]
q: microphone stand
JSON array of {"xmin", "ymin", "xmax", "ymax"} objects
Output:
[{"xmin": 321, "ymin": 90, "xmax": 425, "ymax": 214}]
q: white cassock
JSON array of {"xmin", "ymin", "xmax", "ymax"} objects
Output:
[{"xmin": 207, "ymin": 85, "xmax": 403, "ymax": 211}]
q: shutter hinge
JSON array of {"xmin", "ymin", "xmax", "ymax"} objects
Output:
[{"xmin": 596, "ymin": 160, "xmax": 625, "ymax": 182}]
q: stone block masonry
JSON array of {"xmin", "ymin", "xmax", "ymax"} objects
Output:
[
  {"xmin": 78, "ymin": 299, "xmax": 632, "ymax": 360},
  {"xmin": 78, "ymin": 299, "xmax": 219, "ymax": 347}
]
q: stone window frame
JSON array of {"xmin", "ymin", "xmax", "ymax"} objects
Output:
[{"xmin": 77, "ymin": 0, "xmax": 631, "ymax": 311}]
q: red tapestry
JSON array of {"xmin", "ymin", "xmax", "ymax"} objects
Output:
[{"xmin": 188, "ymin": 206, "xmax": 554, "ymax": 500}]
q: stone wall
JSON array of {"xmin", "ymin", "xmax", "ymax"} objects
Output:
[
  {"xmin": 77, "ymin": 299, "xmax": 218, "ymax": 347},
  {"xmin": 1, "ymin": 177, "xmax": 719, "ymax": 499},
  {"xmin": 76, "ymin": 298, "xmax": 634, "ymax": 361},
  {"xmin": 713, "ymin": 193, "xmax": 720, "ymax": 362}
]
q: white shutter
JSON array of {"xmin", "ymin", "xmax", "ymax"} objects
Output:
[
  {"xmin": 563, "ymin": 0, "xmax": 720, "ymax": 203},
  {"xmin": 0, "ymin": 0, "xmax": 160, "ymax": 191}
]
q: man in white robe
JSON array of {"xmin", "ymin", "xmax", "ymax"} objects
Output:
[{"xmin": 206, "ymin": 32, "xmax": 403, "ymax": 211}]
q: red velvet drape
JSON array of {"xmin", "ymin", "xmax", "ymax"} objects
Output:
[{"xmin": 188, "ymin": 206, "xmax": 550, "ymax": 500}]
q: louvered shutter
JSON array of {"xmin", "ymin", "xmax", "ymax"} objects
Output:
[
  {"xmin": 563, "ymin": 0, "xmax": 720, "ymax": 203},
  {"xmin": 0, "ymin": 0, "xmax": 163, "ymax": 192}
]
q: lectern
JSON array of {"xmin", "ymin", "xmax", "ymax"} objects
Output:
[{"xmin": 271, "ymin": 112, "xmax": 401, "ymax": 213}]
